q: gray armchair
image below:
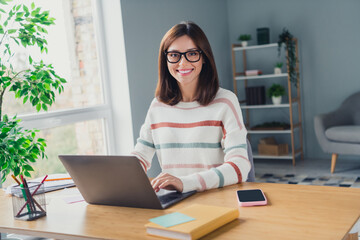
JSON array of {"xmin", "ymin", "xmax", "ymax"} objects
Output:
[{"xmin": 314, "ymin": 91, "xmax": 360, "ymax": 173}]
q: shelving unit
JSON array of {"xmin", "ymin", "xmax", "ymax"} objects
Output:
[{"xmin": 231, "ymin": 41, "xmax": 303, "ymax": 165}]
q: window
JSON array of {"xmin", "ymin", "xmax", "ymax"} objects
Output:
[{"xmin": 1, "ymin": 0, "xmax": 117, "ymax": 187}]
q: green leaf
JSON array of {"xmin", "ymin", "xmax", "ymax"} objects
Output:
[
  {"xmin": 23, "ymin": 5, "xmax": 29, "ymax": 13},
  {"xmin": 24, "ymin": 171, "xmax": 31, "ymax": 177},
  {"xmin": 1, "ymin": 161, "xmax": 8, "ymax": 169},
  {"xmin": 16, "ymin": 12, "xmax": 24, "ymax": 18},
  {"xmin": 31, "ymin": 2, "xmax": 35, "ymax": 10},
  {"xmin": 42, "ymin": 103, "xmax": 48, "ymax": 111},
  {"xmin": 23, "ymin": 95, "xmax": 29, "ymax": 104},
  {"xmin": 31, "ymin": 97, "xmax": 39, "ymax": 106},
  {"xmin": 23, "ymin": 165, "xmax": 34, "ymax": 171},
  {"xmin": 15, "ymin": 90, "xmax": 21, "ymax": 98},
  {"xmin": 36, "ymin": 102, "xmax": 41, "ymax": 111},
  {"xmin": 14, "ymin": 166, "xmax": 20, "ymax": 176},
  {"xmin": 40, "ymin": 95, "xmax": 51, "ymax": 104},
  {"xmin": 29, "ymin": 55, "xmax": 33, "ymax": 64},
  {"xmin": 8, "ymin": 29, "xmax": 16, "ymax": 34},
  {"xmin": 18, "ymin": 148, "xmax": 27, "ymax": 155},
  {"xmin": 1, "ymin": 127, "xmax": 11, "ymax": 133}
]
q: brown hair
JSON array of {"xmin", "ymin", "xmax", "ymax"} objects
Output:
[{"xmin": 155, "ymin": 21, "xmax": 219, "ymax": 106}]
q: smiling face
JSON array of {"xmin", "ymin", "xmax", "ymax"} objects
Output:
[{"xmin": 166, "ymin": 35, "xmax": 203, "ymax": 91}]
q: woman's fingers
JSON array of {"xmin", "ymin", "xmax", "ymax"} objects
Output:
[
  {"xmin": 151, "ymin": 173, "xmax": 183, "ymax": 192},
  {"xmin": 151, "ymin": 173, "xmax": 168, "ymax": 192}
]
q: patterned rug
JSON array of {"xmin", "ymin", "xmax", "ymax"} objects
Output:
[{"xmin": 255, "ymin": 173, "xmax": 360, "ymax": 188}]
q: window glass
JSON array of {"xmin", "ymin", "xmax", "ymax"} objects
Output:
[
  {"xmin": 2, "ymin": 0, "xmax": 104, "ymax": 116},
  {"xmin": 2, "ymin": 119, "xmax": 107, "ymax": 187}
]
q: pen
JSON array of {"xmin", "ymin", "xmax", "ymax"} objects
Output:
[
  {"xmin": 21, "ymin": 175, "xmax": 36, "ymax": 212},
  {"xmin": 19, "ymin": 183, "xmax": 31, "ymax": 214}
]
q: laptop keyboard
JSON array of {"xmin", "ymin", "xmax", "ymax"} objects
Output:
[{"xmin": 158, "ymin": 192, "xmax": 183, "ymax": 205}]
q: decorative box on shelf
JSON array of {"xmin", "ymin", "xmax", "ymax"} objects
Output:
[{"xmin": 257, "ymin": 137, "xmax": 289, "ymax": 156}]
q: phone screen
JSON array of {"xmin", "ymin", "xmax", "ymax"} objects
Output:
[{"xmin": 237, "ymin": 189, "xmax": 265, "ymax": 202}]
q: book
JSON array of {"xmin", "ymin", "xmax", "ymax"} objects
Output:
[{"xmin": 145, "ymin": 204, "xmax": 239, "ymax": 240}]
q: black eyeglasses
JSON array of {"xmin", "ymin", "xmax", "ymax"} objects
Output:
[{"xmin": 164, "ymin": 50, "xmax": 202, "ymax": 63}]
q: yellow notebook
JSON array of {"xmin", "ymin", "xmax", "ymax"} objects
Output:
[{"xmin": 145, "ymin": 204, "xmax": 239, "ymax": 240}]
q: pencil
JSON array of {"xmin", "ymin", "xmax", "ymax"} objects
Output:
[
  {"xmin": 11, "ymin": 175, "xmax": 21, "ymax": 185},
  {"xmin": 45, "ymin": 177, "xmax": 72, "ymax": 182}
]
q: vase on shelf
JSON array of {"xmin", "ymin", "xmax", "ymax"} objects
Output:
[
  {"xmin": 241, "ymin": 41, "xmax": 248, "ymax": 47},
  {"xmin": 274, "ymin": 67, "xmax": 282, "ymax": 74},
  {"xmin": 271, "ymin": 96, "xmax": 282, "ymax": 105}
]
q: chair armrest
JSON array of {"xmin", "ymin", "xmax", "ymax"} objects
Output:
[
  {"xmin": 318, "ymin": 109, "xmax": 352, "ymax": 129},
  {"xmin": 314, "ymin": 109, "xmax": 349, "ymax": 153}
]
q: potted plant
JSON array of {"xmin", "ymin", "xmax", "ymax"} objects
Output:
[
  {"xmin": 278, "ymin": 28, "xmax": 298, "ymax": 87},
  {"xmin": 0, "ymin": 0, "xmax": 66, "ymax": 183},
  {"xmin": 267, "ymin": 84, "xmax": 286, "ymax": 105},
  {"xmin": 238, "ymin": 34, "xmax": 251, "ymax": 47},
  {"xmin": 274, "ymin": 62, "xmax": 283, "ymax": 74}
]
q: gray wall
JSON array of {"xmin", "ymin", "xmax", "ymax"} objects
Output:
[
  {"xmin": 227, "ymin": 0, "xmax": 360, "ymax": 160},
  {"xmin": 121, "ymin": 0, "xmax": 360, "ymax": 176},
  {"xmin": 120, "ymin": 0, "xmax": 232, "ymax": 176}
]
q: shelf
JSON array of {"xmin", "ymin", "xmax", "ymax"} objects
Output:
[
  {"xmin": 231, "ymin": 39, "xmax": 303, "ymax": 165},
  {"xmin": 235, "ymin": 73, "xmax": 288, "ymax": 81},
  {"xmin": 241, "ymin": 103, "xmax": 290, "ymax": 109},
  {"xmin": 252, "ymin": 151, "xmax": 302, "ymax": 160},
  {"xmin": 248, "ymin": 130, "xmax": 291, "ymax": 134},
  {"xmin": 233, "ymin": 43, "xmax": 278, "ymax": 51},
  {"xmin": 248, "ymin": 125, "xmax": 301, "ymax": 134}
]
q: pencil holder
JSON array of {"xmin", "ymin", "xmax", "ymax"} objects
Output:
[{"xmin": 11, "ymin": 182, "xmax": 47, "ymax": 221}]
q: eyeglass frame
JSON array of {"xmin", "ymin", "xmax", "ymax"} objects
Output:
[{"xmin": 164, "ymin": 49, "xmax": 203, "ymax": 64}]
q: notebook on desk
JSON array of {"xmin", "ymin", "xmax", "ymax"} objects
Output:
[{"xmin": 58, "ymin": 155, "xmax": 196, "ymax": 209}]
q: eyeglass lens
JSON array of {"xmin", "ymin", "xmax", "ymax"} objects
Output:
[{"xmin": 166, "ymin": 50, "xmax": 201, "ymax": 63}]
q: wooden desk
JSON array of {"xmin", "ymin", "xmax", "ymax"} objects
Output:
[{"xmin": 0, "ymin": 182, "xmax": 359, "ymax": 240}]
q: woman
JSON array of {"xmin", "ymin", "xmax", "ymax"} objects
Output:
[{"xmin": 132, "ymin": 21, "xmax": 250, "ymax": 193}]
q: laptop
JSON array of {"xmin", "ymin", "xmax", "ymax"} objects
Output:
[{"xmin": 58, "ymin": 155, "xmax": 196, "ymax": 209}]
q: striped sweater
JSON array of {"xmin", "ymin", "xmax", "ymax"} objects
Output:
[{"xmin": 132, "ymin": 88, "xmax": 250, "ymax": 193}]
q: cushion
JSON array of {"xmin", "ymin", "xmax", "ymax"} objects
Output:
[{"xmin": 325, "ymin": 125, "xmax": 360, "ymax": 144}]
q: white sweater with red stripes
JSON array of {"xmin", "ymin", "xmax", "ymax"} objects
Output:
[{"xmin": 132, "ymin": 88, "xmax": 250, "ymax": 193}]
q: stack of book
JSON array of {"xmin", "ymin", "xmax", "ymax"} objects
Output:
[{"xmin": 145, "ymin": 204, "xmax": 239, "ymax": 240}]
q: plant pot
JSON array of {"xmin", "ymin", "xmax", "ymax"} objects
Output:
[
  {"xmin": 274, "ymin": 67, "xmax": 282, "ymax": 74},
  {"xmin": 241, "ymin": 41, "xmax": 248, "ymax": 47},
  {"xmin": 271, "ymin": 96, "xmax": 282, "ymax": 105}
]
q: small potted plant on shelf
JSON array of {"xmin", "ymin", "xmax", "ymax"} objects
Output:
[
  {"xmin": 274, "ymin": 62, "xmax": 283, "ymax": 74},
  {"xmin": 267, "ymin": 84, "xmax": 286, "ymax": 105},
  {"xmin": 238, "ymin": 34, "xmax": 251, "ymax": 47}
]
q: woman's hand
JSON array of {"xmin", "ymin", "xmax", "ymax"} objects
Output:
[{"xmin": 151, "ymin": 173, "xmax": 183, "ymax": 193}]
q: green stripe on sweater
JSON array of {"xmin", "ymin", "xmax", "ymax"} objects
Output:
[
  {"xmin": 138, "ymin": 139, "xmax": 155, "ymax": 148},
  {"xmin": 224, "ymin": 144, "xmax": 247, "ymax": 153},
  {"xmin": 211, "ymin": 168, "xmax": 224, "ymax": 188}
]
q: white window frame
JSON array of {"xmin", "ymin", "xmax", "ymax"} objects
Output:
[{"xmin": 14, "ymin": 0, "xmax": 134, "ymax": 155}]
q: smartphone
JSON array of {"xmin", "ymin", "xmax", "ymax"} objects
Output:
[{"xmin": 236, "ymin": 189, "xmax": 267, "ymax": 207}]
